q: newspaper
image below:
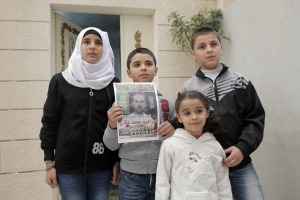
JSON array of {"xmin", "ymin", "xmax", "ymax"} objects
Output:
[{"xmin": 113, "ymin": 82, "xmax": 160, "ymax": 143}]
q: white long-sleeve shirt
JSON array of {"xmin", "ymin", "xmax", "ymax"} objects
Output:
[{"xmin": 155, "ymin": 128, "xmax": 233, "ymax": 200}]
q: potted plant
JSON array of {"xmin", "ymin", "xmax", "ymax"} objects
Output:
[{"xmin": 168, "ymin": 9, "xmax": 229, "ymax": 58}]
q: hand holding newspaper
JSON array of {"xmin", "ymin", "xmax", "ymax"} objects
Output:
[{"xmin": 113, "ymin": 82, "xmax": 160, "ymax": 143}]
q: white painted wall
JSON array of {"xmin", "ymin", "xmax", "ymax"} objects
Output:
[{"xmin": 220, "ymin": 0, "xmax": 300, "ymax": 199}]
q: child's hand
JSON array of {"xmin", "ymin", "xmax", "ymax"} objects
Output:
[
  {"xmin": 223, "ymin": 146, "xmax": 244, "ymax": 167},
  {"xmin": 157, "ymin": 121, "xmax": 175, "ymax": 139},
  {"xmin": 46, "ymin": 168, "xmax": 58, "ymax": 188},
  {"xmin": 107, "ymin": 105, "xmax": 123, "ymax": 129}
]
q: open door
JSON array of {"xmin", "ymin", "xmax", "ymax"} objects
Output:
[
  {"xmin": 51, "ymin": 13, "xmax": 83, "ymax": 200},
  {"xmin": 55, "ymin": 13, "xmax": 83, "ymax": 73},
  {"xmin": 120, "ymin": 15, "xmax": 155, "ymax": 84},
  {"xmin": 50, "ymin": 10, "xmax": 154, "ymax": 200}
]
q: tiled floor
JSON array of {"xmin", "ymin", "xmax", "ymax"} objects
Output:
[{"xmin": 109, "ymin": 185, "xmax": 119, "ymax": 200}]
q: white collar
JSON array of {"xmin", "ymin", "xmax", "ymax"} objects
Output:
[{"xmin": 201, "ymin": 64, "xmax": 222, "ymax": 81}]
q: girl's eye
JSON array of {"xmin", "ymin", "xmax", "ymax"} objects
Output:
[
  {"xmin": 95, "ymin": 40, "xmax": 103, "ymax": 45},
  {"xmin": 183, "ymin": 111, "xmax": 190, "ymax": 116},
  {"xmin": 195, "ymin": 109, "xmax": 203, "ymax": 114},
  {"xmin": 133, "ymin": 63, "xmax": 140, "ymax": 68}
]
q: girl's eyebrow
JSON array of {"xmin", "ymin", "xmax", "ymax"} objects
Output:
[
  {"xmin": 82, "ymin": 38, "xmax": 102, "ymax": 42},
  {"xmin": 181, "ymin": 106, "xmax": 204, "ymax": 112}
]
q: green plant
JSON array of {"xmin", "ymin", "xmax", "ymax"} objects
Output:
[{"xmin": 168, "ymin": 9, "xmax": 229, "ymax": 55}]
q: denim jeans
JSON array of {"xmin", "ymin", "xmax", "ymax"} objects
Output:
[
  {"xmin": 119, "ymin": 169, "xmax": 155, "ymax": 200},
  {"xmin": 229, "ymin": 163, "xmax": 265, "ymax": 200},
  {"xmin": 57, "ymin": 170, "xmax": 112, "ymax": 200}
]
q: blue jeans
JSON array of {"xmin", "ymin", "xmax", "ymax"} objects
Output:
[
  {"xmin": 57, "ymin": 170, "xmax": 112, "ymax": 200},
  {"xmin": 230, "ymin": 163, "xmax": 265, "ymax": 200},
  {"xmin": 119, "ymin": 169, "xmax": 155, "ymax": 200}
]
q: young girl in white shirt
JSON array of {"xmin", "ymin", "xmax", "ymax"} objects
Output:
[{"xmin": 156, "ymin": 90, "xmax": 233, "ymax": 200}]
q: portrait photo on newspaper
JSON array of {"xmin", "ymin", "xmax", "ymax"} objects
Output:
[{"xmin": 113, "ymin": 82, "xmax": 159, "ymax": 143}]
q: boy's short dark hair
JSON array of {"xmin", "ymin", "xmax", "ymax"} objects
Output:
[
  {"xmin": 127, "ymin": 48, "xmax": 157, "ymax": 70},
  {"xmin": 190, "ymin": 27, "xmax": 221, "ymax": 50}
]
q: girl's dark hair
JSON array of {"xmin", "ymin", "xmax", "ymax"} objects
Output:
[
  {"xmin": 83, "ymin": 29, "xmax": 102, "ymax": 40},
  {"xmin": 126, "ymin": 47, "xmax": 157, "ymax": 70},
  {"xmin": 175, "ymin": 90, "xmax": 222, "ymax": 135}
]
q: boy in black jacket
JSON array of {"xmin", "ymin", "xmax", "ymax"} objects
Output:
[{"xmin": 171, "ymin": 27, "xmax": 265, "ymax": 200}]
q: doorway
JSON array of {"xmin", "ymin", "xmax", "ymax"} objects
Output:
[
  {"xmin": 50, "ymin": 5, "xmax": 155, "ymax": 200},
  {"xmin": 51, "ymin": 5, "xmax": 155, "ymax": 83},
  {"xmin": 54, "ymin": 11, "xmax": 121, "ymax": 80}
]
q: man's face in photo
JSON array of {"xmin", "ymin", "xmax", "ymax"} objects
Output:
[{"xmin": 132, "ymin": 94, "xmax": 146, "ymax": 114}]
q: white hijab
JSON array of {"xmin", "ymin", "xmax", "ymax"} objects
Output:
[{"xmin": 62, "ymin": 27, "xmax": 115, "ymax": 90}]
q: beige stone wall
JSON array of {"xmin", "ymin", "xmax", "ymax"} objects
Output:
[{"xmin": 0, "ymin": 0, "xmax": 217, "ymax": 199}]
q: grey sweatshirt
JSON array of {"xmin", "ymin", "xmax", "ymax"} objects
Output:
[{"xmin": 103, "ymin": 92, "xmax": 175, "ymax": 174}]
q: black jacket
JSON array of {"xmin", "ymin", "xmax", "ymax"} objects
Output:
[
  {"xmin": 40, "ymin": 73, "xmax": 119, "ymax": 173},
  {"xmin": 174, "ymin": 64, "xmax": 265, "ymax": 171}
]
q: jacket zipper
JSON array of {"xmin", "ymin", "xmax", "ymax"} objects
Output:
[
  {"xmin": 205, "ymin": 75, "xmax": 220, "ymax": 114},
  {"xmin": 213, "ymin": 81, "xmax": 219, "ymax": 112},
  {"xmin": 213, "ymin": 75, "xmax": 222, "ymax": 115},
  {"xmin": 84, "ymin": 88, "xmax": 94, "ymax": 173},
  {"xmin": 213, "ymin": 65, "xmax": 228, "ymax": 115}
]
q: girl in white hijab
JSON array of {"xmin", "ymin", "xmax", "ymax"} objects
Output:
[
  {"xmin": 40, "ymin": 27, "xmax": 120, "ymax": 200},
  {"xmin": 63, "ymin": 27, "xmax": 115, "ymax": 89}
]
